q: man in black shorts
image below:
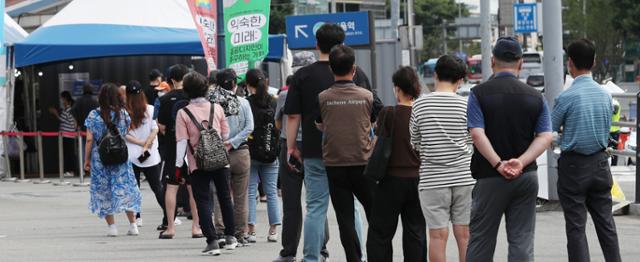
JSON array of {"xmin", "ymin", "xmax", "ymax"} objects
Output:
[{"xmin": 157, "ymin": 64, "xmax": 204, "ymax": 239}]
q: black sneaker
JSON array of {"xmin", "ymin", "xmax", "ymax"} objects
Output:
[
  {"xmin": 225, "ymin": 235, "xmax": 238, "ymax": 250},
  {"xmin": 202, "ymin": 241, "xmax": 221, "ymax": 256},
  {"xmin": 216, "ymin": 233, "xmax": 226, "ymax": 247}
]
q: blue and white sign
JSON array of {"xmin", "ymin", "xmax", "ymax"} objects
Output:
[
  {"xmin": 513, "ymin": 3, "xmax": 538, "ymax": 33},
  {"xmin": 285, "ymin": 11, "xmax": 370, "ymax": 49}
]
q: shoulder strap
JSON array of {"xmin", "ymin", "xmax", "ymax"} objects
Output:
[
  {"xmin": 208, "ymin": 103, "xmax": 215, "ymax": 130},
  {"xmin": 183, "ymin": 107, "xmax": 205, "ymax": 131}
]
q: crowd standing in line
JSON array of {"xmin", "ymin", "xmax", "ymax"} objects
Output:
[{"xmin": 74, "ymin": 23, "xmax": 623, "ymax": 261}]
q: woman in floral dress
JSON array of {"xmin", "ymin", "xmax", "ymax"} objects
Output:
[{"xmin": 84, "ymin": 83, "xmax": 142, "ymax": 237}]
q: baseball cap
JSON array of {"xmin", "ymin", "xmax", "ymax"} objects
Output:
[
  {"xmin": 126, "ymin": 80, "xmax": 143, "ymax": 94},
  {"xmin": 492, "ymin": 37, "xmax": 523, "ymax": 62}
]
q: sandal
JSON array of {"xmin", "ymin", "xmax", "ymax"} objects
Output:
[{"xmin": 158, "ymin": 231, "xmax": 174, "ymax": 239}]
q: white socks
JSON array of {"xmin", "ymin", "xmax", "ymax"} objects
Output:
[
  {"xmin": 107, "ymin": 224, "xmax": 118, "ymax": 237},
  {"xmin": 127, "ymin": 223, "xmax": 139, "ymax": 236}
]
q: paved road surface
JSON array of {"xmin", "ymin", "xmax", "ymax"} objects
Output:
[{"xmin": 1, "ymin": 178, "xmax": 640, "ymax": 261}]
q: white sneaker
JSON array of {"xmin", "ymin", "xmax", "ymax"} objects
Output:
[
  {"xmin": 63, "ymin": 172, "xmax": 74, "ymax": 178},
  {"xmin": 127, "ymin": 223, "xmax": 139, "ymax": 236},
  {"xmin": 268, "ymin": 232, "xmax": 279, "ymax": 242},
  {"xmin": 136, "ymin": 218, "xmax": 143, "ymax": 227},
  {"xmin": 107, "ymin": 225, "xmax": 118, "ymax": 237},
  {"xmin": 246, "ymin": 232, "xmax": 257, "ymax": 243},
  {"xmin": 174, "ymin": 218, "xmax": 182, "ymax": 226}
]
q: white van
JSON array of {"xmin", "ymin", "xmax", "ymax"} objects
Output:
[{"xmin": 520, "ymin": 51, "xmax": 544, "ymax": 81}]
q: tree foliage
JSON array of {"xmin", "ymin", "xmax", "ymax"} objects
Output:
[
  {"xmin": 270, "ymin": 0, "xmax": 294, "ymax": 34},
  {"xmin": 613, "ymin": 0, "xmax": 640, "ymax": 38},
  {"xmin": 562, "ymin": 0, "xmax": 624, "ymax": 81}
]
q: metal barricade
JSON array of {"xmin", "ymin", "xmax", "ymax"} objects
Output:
[
  {"xmin": 1, "ymin": 135, "xmax": 16, "ymax": 182},
  {"xmin": 73, "ymin": 134, "xmax": 89, "ymax": 187},
  {"xmin": 53, "ymin": 132, "xmax": 70, "ymax": 186},
  {"xmin": 33, "ymin": 132, "xmax": 50, "ymax": 184}
]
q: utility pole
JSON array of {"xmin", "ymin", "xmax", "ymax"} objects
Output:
[
  {"xmin": 480, "ymin": 0, "xmax": 492, "ymax": 81},
  {"xmin": 582, "ymin": 0, "xmax": 587, "ymax": 38},
  {"xmin": 391, "ymin": 0, "xmax": 400, "ymax": 39},
  {"xmin": 542, "ymin": 0, "xmax": 564, "ymax": 201},
  {"xmin": 520, "ymin": 0, "xmax": 527, "ymax": 50},
  {"xmin": 443, "ymin": 20, "xmax": 448, "ymax": 55},
  {"xmin": 407, "ymin": 0, "xmax": 416, "ymax": 66},
  {"xmin": 458, "ymin": 3, "xmax": 463, "ymax": 54}
]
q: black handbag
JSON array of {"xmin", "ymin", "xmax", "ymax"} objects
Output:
[
  {"xmin": 364, "ymin": 106, "xmax": 396, "ymax": 182},
  {"xmin": 98, "ymin": 113, "xmax": 128, "ymax": 166}
]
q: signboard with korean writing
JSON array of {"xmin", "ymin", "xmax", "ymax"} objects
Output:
[
  {"xmin": 285, "ymin": 11, "xmax": 371, "ymax": 50},
  {"xmin": 224, "ymin": 0, "xmax": 270, "ymax": 78},
  {"xmin": 513, "ymin": 3, "xmax": 538, "ymax": 33},
  {"xmin": 187, "ymin": 0, "xmax": 218, "ymax": 73}
]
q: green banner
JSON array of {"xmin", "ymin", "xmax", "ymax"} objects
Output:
[{"xmin": 224, "ymin": 0, "xmax": 271, "ymax": 78}]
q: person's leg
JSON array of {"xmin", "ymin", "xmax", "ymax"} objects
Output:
[
  {"xmin": 63, "ymin": 137, "xmax": 77, "ymax": 174},
  {"xmin": 132, "ymin": 165, "xmax": 142, "ymax": 219},
  {"xmin": 326, "ymin": 166, "xmax": 360, "ymax": 262},
  {"xmin": 278, "ymin": 140, "xmax": 305, "ymax": 258},
  {"xmin": 190, "ymin": 170, "xmax": 217, "ymax": 244},
  {"xmin": 400, "ymin": 177, "xmax": 427, "ymax": 262},
  {"xmin": 247, "ymin": 161, "xmax": 261, "ymax": 233},
  {"xmin": 450, "ymin": 185, "xmax": 473, "ymax": 262},
  {"xmin": 187, "ymin": 185, "xmax": 203, "ymax": 235},
  {"xmin": 504, "ymin": 172, "xmax": 538, "ymax": 262},
  {"xmin": 586, "ymin": 153, "xmax": 621, "ymax": 262},
  {"xmin": 557, "ymin": 155, "xmax": 591, "ymax": 262},
  {"xmin": 164, "ymin": 184, "xmax": 179, "ymax": 235},
  {"xmin": 213, "ymin": 168, "xmax": 235, "ymax": 237},
  {"xmin": 105, "ymin": 215, "xmax": 115, "ymax": 225},
  {"xmin": 354, "ymin": 199, "xmax": 366, "ymax": 261},
  {"xmin": 302, "ymin": 158, "xmax": 330, "ymax": 262},
  {"xmin": 142, "ymin": 164, "xmax": 168, "ymax": 226},
  {"xmin": 262, "ymin": 160, "xmax": 282, "ymax": 234},
  {"xmin": 366, "ymin": 176, "xmax": 402, "ymax": 262},
  {"xmin": 419, "ymin": 187, "xmax": 452, "ymax": 262},
  {"xmin": 229, "ymin": 149, "xmax": 251, "ymax": 236},
  {"xmin": 465, "ymin": 177, "xmax": 510, "ymax": 262},
  {"xmin": 212, "ymin": 183, "xmax": 225, "ymax": 235},
  {"xmin": 350, "ymin": 166, "xmax": 375, "ymax": 261}
]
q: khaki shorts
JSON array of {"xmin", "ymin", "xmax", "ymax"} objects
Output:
[{"xmin": 419, "ymin": 185, "xmax": 473, "ymax": 229}]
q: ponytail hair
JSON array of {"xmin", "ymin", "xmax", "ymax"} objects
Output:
[{"xmin": 246, "ymin": 68, "xmax": 271, "ymax": 108}]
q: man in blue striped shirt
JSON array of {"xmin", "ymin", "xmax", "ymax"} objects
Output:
[{"xmin": 551, "ymin": 39, "xmax": 621, "ymax": 262}]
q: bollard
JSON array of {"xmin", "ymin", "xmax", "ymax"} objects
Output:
[
  {"xmin": 16, "ymin": 135, "xmax": 30, "ymax": 183},
  {"xmin": 53, "ymin": 132, "xmax": 70, "ymax": 186},
  {"xmin": 34, "ymin": 133, "xmax": 50, "ymax": 184},
  {"xmin": 2, "ymin": 134, "xmax": 16, "ymax": 182},
  {"xmin": 73, "ymin": 133, "xmax": 89, "ymax": 187}
]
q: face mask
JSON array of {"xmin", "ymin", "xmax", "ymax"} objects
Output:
[{"xmin": 158, "ymin": 91, "xmax": 167, "ymax": 97}]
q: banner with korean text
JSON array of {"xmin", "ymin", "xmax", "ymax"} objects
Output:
[
  {"xmin": 187, "ymin": 0, "xmax": 218, "ymax": 72},
  {"xmin": 224, "ymin": 0, "xmax": 270, "ymax": 78}
]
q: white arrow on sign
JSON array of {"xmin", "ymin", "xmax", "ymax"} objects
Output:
[{"xmin": 295, "ymin": 25, "xmax": 309, "ymax": 38}]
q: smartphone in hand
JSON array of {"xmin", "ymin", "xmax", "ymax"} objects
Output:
[
  {"xmin": 138, "ymin": 150, "xmax": 151, "ymax": 163},
  {"xmin": 288, "ymin": 154, "xmax": 303, "ymax": 174}
]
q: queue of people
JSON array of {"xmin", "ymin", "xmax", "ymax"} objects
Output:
[{"xmin": 67, "ymin": 21, "xmax": 622, "ymax": 262}]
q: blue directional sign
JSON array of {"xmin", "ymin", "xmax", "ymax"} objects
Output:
[
  {"xmin": 514, "ymin": 3, "xmax": 538, "ymax": 33},
  {"xmin": 285, "ymin": 11, "xmax": 371, "ymax": 49}
]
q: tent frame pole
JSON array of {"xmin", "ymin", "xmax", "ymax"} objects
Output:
[{"xmin": 217, "ymin": 0, "xmax": 225, "ymax": 69}]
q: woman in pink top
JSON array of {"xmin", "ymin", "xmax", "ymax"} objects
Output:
[{"xmin": 174, "ymin": 72, "xmax": 236, "ymax": 256}]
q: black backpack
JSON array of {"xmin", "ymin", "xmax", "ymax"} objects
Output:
[
  {"xmin": 98, "ymin": 112, "xmax": 128, "ymax": 166},
  {"xmin": 248, "ymin": 99, "xmax": 280, "ymax": 163}
]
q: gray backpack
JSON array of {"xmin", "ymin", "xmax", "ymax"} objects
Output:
[{"xmin": 182, "ymin": 105, "xmax": 229, "ymax": 172}]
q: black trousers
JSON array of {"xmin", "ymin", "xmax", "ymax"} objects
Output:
[
  {"xmin": 62, "ymin": 137, "xmax": 77, "ymax": 174},
  {"xmin": 191, "ymin": 168, "xmax": 235, "ymax": 244},
  {"xmin": 278, "ymin": 140, "xmax": 330, "ymax": 258},
  {"xmin": 326, "ymin": 165, "xmax": 375, "ymax": 262},
  {"xmin": 558, "ymin": 151, "xmax": 621, "ymax": 262},
  {"xmin": 133, "ymin": 164, "xmax": 166, "ymax": 224},
  {"xmin": 367, "ymin": 176, "xmax": 427, "ymax": 262}
]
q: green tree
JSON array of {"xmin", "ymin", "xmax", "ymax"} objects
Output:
[
  {"xmin": 613, "ymin": 0, "xmax": 640, "ymax": 38},
  {"xmin": 562, "ymin": 0, "xmax": 624, "ymax": 81},
  {"xmin": 270, "ymin": 0, "xmax": 294, "ymax": 34}
]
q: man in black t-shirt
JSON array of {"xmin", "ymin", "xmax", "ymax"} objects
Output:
[
  {"xmin": 282, "ymin": 24, "xmax": 383, "ymax": 262},
  {"xmin": 156, "ymin": 64, "xmax": 204, "ymax": 239}
]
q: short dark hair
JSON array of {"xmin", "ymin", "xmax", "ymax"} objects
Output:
[
  {"xmin": 316, "ymin": 24, "xmax": 345, "ymax": 54},
  {"xmin": 435, "ymin": 55, "xmax": 467, "ymax": 84},
  {"xmin": 216, "ymin": 69, "xmax": 237, "ymax": 91},
  {"xmin": 182, "ymin": 72, "xmax": 209, "ymax": 99},
  {"xmin": 329, "ymin": 45, "xmax": 355, "ymax": 77},
  {"xmin": 168, "ymin": 64, "xmax": 190, "ymax": 83},
  {"xmin": 567, "ymin": 38, "xmax": 596, "ymax": 70},
  {"xmin": 82, "ymin": 83, "xmax": 94, "ymax": 95},
  {"xmin": 149, "ymin": 69, "xmax": 163, "ymax": 81},
  {"xmin": 392, "ymin": 67, "xmax": 422, "ymax": 99}
]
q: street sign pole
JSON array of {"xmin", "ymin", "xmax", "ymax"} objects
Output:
[
  {"xmin": 542, "ymin": 0, "xmax": 564, "ymax": 201},
  {"xmin": 368, "ymin": 11, "xmax": 378, "ymax": 93},
  {"xmin": 216, "ymin": 0, "xmax": 225, "ymax": 68},
  {"xmin": 480, "ymin": 0, "xmax": 492, "ymax": 81}
]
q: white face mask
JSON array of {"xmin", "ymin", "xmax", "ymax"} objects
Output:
[{"xmin": 158, "ymin": 91, "xmax": 167, "ymax": 97}]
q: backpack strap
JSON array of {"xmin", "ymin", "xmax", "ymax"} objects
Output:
[
  {"xmin": 207, "ymin": 103, "xmax": 215, "ymax": 131},
  {"xmin": 183, "ymin": 107, "xmax": 205, "ymax": 131}
]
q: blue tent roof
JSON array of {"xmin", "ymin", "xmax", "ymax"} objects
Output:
[{"xmin": 13, "ymin": 0, "xmax": 286, "ymax": 67}]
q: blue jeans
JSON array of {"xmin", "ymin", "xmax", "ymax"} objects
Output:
[
  {"xmin": 303, "ymin": 158, "xmax": 331, "ymax": 262},
  {"xmin": 248, "ymin": 160, "xmax": 282, "ymax": 226}
]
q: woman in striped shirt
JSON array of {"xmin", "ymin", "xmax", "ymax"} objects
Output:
[
  {"xmin": 49, "ymin": 91, "xmax": 78, "ymax": 177},
  {"xmin": 409, "ymin": 55, "xmax": 475, "ymax": 262}
]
